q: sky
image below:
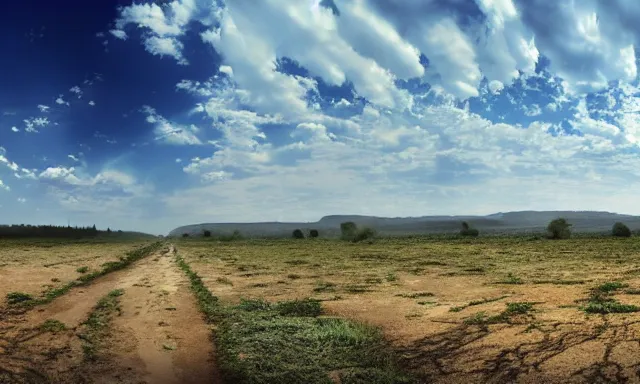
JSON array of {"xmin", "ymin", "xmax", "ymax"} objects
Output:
[{"xmin": 3, "ymin": 0, "xmax": 640, "ymax": 235}]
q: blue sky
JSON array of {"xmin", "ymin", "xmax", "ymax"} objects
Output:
[{"xmin": 3, "ymin": 0, "xmax": 640, "ymax": 235}]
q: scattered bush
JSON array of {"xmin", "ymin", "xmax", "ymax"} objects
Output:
[
  {"xmin": 340, "ymin": 221, "xmax": 358, "ymax": 240},
  {"xmin": 76, "ymin": 266, "xmax": 89, "ymax": 274},
  {"xmin": 353, "ymin": 227, "xmax": 377, "ymax": 243},
  {"xmin": 612, "ymin": 222, "xmax": 632, "ymax": 238},
  {"xmin": 460, "ymin": 221, "xmax": 479, "ymax": 237},
  {"xmin": 203, "ymin": 230, "xmax": 212, "ymax": 237},
  {"xmin": 309, "ymin": 229, "xmax": 319, "ymax": 238},
  {"xmin": 292, "ymin": 229, "xmax": 305, "ymax": 239},
  {"xmin": 547, "ymin": 218, "xmax": 572, "ymax": 239},
  {"xmin": 6, "ymin": 292, "xmax": 34, "ymax": 305}
]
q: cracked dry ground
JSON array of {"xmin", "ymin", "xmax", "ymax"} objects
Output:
[{"xmin": 0, "ymin": 245, "xmax": 220, "ymax": 384}]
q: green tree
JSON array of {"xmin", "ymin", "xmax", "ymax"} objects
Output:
[
  {"xmin": 340, "ymin": 222, "xmax": 358, "ymax": 241},
  {"xmin": 292, "ymin": 229, "xmax": 305, "ymax": 239},
  {"xmin": 460, "ymin": 221, "xmax": 479, "ymax": 237},
  {"xmin": 203, "ymin": 230, "xmax": 212, "ymax": 237},
  {"xmin": 547, "ymin": 218, "xmax": 572, "ymax": 239},
  {"xmin": 309, "ymin": 229, "xmax": 319, "ymax": 238},
  {"xmin": 612, "ymin": 222, "xmax": 632, "ymax": 238}
]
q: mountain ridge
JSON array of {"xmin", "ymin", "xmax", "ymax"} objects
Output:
[{"xmin": 168, "ymin": 210, "xmax": 640, "ymax": 237}]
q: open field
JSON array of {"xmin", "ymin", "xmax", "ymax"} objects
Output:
[
  {"xmin": 177, "ymin": 236, "xmax": 640, "ymax": 383},
  {"xmin": 4, "ymin": 236, "xmax": 640, "ymax": 383}
]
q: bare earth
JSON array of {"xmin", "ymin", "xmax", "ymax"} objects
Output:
[{"xmin": 0, "ymin": 244, "xmax": 220, "ymax": 384}]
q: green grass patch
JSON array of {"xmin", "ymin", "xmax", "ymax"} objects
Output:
[
  {"xmin": 624, "ymin": 289, "xmax": 640, "ymax": 295},
  {"xmin": 463, "ymin": 302, "xmax": 535, "ymax": 325},
  {"xmin": 76, "ymin": 266, "xmax": 89, "ymax": 274},
  {"xmin": 313, "ymin": 281, "xmax": 336, "ymax": 293},
  {"xmin": 6, "ymin": 291, "xmax": 34, "ymax": 305},
  {"xmin": 78, "ymin": 289, "xmax": 124, "ymax": 361},
  {"xmin": 174, "ymin": 250, "xmax": 413, "ymax": 384},
  {"xmin": 39, "ymin": 319, "xmax": 67, "ymax": 333},
  {"xmin": 580, "ymin": 282, "xmax": 640, "ymax": 314}
]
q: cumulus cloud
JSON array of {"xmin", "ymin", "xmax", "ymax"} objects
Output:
[
  {"xmin": 11, "ymin": 126, "xmax": 19, "ymax": 132},
  {"xmin": 37, "ymin": 104, "xmax": 50, "ymax": 112},
  {"xmin": 88, "ymin": 100, "xmax": 96, "ymax": 106},
  {"xmin": 0, "ymin": 180, "xmax": 8, "ymax": 191},
  {"xmin": 56, "ymin": 95, "xmax": 69, "ymax": 106}
]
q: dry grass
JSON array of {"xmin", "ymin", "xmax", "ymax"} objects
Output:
[
  {"xmin": 0, "ymin": 240, "xmax": 152, "ymax": 305},
  {"xmin": 177, "ymin": 236, "xmax": 640, "ymax": 383}
]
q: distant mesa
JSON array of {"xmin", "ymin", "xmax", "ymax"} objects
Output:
[{"xmin": 168, "ymin": 211, "xmax": 640, "ymax": 238}]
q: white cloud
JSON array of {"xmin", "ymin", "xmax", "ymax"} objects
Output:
[
  {"xmin": 143, "ymin": 36, "xmax": 188, "ymax": 65},
  {"xmin": 37, "ymin": 104, "xmax": 50, "ymax": 112},
  {"xmin": 70, "ymin": 86, "xmax": 82, "ymax": 98},
  {"xmin": 11, "ymin": 126, "xmax": 19, "ymax": 132},
  {"xmin": 88, "ymin": 100, "xmax": 96, "ymax": 106},
  {"xmin": 56, "ymin": 95, "xmax": 69, "ymax": 106},
  {"xmin": 68, "ymin": 154, "xmax": 80, "ymax": 162},
  {"xmin": 142, "ymin": 105, "xmax": 202, "ymax": 145},
  {"xmin": 17, "ymin": 197, "xmax": 26, "ymax": 203},
  {"xmin": 110, "ymin": 29, "xmax": 127, "ymax": 40},
  {"xmin": 0, "ymin": 180, "xmax": 8, "ymax": 191}
]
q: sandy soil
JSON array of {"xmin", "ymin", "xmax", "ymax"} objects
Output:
[{"xmin": 0, "ymin": 245, "xmax": 220, "ymax": 384}]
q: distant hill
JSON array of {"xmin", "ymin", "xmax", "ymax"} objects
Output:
[{"xmin": 168, "ymin": 211, "xmax": 640, "ymax": 238}]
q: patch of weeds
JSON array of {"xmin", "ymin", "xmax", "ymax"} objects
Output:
[
  {"xmin": 364, "ymin": 277, "xmax": 383, "ymax": 284},
  {"xmin": 385, "ymin": 273, "xmax": 398, "ymax": 282},
  {"xmin": 51, "ymin": 278, "xmax": 61, "ymax": 283},
  {"xmin": 463, "ymin": 302, "xmax": 535, "ymax": 325},
  {"xmin": 532, "ymin": 279, "xmax": 586, "ymax": 285},
  {"xmin": 344, "ymin": 284, "xmax": 372, "ymax": 293},
  {"xmin": 395, "ymin": 292, "xmax": 435, "ymax": 299},
  {"xmin": 287, "ymin": 274, "xmax": 301, "ymax": 280},
  {"xmin": 250, "ymin": 283, "xmax": 268, "ymax": 288},
  {"xmin": 78, "ymin": 289, "xmax": 124, "ymax": 361},
  {"xmin": 40, "ymin": 319, "xmax": 67, "ymax": 333},
  {"xmin": 417, "ymin": 301, "xmax": 437, "ymax": 306},
  {"xmin": 496, "ymin": 273, "xmax": 523, "ymax": 285},
  {"xmin": 313, "ymin": 280, "xmax": 336, "ymax": 293},
  {"xmin": 216, "ymin": 276, "xmax": 233, "ymax": 286},
  {"xmin": 624, "ymin": 288, "xmax": 640, "ymax": 295},
  {"xmin": 408, "ymin": 267, "xmax": 425, "ymax": 275},
  {"xmin": 175, "ymin": 252, "xmax": 413, "ymax": 384},
  {"xmin": 597, "ymin": 281, "xmax": 629, "ymax": 293},
  {"xmin": 6, "ymin": 291, "xmax": 34, "ymax": 305},
  {"xmin": 595, "ymin": 323, "xmax": 609, "ymax": 335},
  {"xmin": 580, "ymin": 282, "xmax": 640, "ymax": 314},
  {"xmin": 76, "ymin": 266, "xmax": 89, "ymax": 274},
  {"xmin": 463, "ymin": 267, "xmax": 486, "ymax": 274},
  {"xmin": 524, "ymin": 323, "xmax": 542, "ymax": 333},
  {"xmin": 163, "ymin": 343, "xmax": 176, "ymax": 351}
]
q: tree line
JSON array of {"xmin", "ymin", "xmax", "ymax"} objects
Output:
[{"xmin": 0, "ymin": 224, "xmax": 121, "ymax": 239}]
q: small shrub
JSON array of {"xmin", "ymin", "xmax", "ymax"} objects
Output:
[
  {"xmin": 460, "ymin": 228, "xmax": 479, "ymax": 237},
  {"xmin": 182, "ymin": 233, "xmax": 190, "ymax": 238},
  {"xmin": 612, "ymin": 222, "xmax": 632, "ymax": 238},
  {"xmin": 6, "ymin": 292, "xmax": 34, "ymax": 305},
  {"xmin": 40, "ymin": 319, "xmax": 67, "ymax": 333},
  {"xmin": 203, "ymin": 230, "xmax": 212, "ymax": 237},
  {"xmin": 76, "ymin": 266, "xmax": 89, "ymax": 274},
  {"xmin": 340, "ymin": 221, "xmax": 358, "ymax": 241},
  {"xmin": 236, "ymin": 298, "xmax": 271, "ymax": 312},
  {"xmin": 309, "ymin": 229, "xmax": 319, "ymax": 238},
  {"xmin": 292, "ymin": 229, "xmax": 305, "ymax": 239},
  {"xmin": 547, "ymin": 218, "xmax": 572, "ymax": 239}
]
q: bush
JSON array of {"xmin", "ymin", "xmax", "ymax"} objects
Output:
[
  {"xmin": 547, "ymin": 218, "xmax": 572, "ymax": 239},
  {"xmin": 182, "ymin": 233, "xmax": 190, "ymax": 238},
  {"xmin": 340, "ymin": 222, "xmax": 358, "ymax": 240},
  {"xmin": 292, "ymin": 229, "xmax": 305, "ymax": 239},
  {"xmin": 203, "ymin": 230, "xmax": 212, "ymax": 237},
  {"xmin": 353, "ymin": 227, "xmax": 377, "ymax": 243},
  {"xmin": 460, "ymin": 222, "xmax": 479, "ymax": 237},
  {"xmin": 612, "ymin": 222, "xmax": 632, "ymax": 238},
  {"xmin": 309, "ymin": 229, "xmax": 319, "ymax": 238}
]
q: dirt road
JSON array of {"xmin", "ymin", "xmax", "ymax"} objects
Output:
[{"xmin": 0, "ymin": 244, "xmax": 220, "ymax": 383}]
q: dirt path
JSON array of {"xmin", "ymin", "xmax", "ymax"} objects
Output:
[{"xmin": 0, "ymin": 244, "xmax": 220, "ymax": 384}]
